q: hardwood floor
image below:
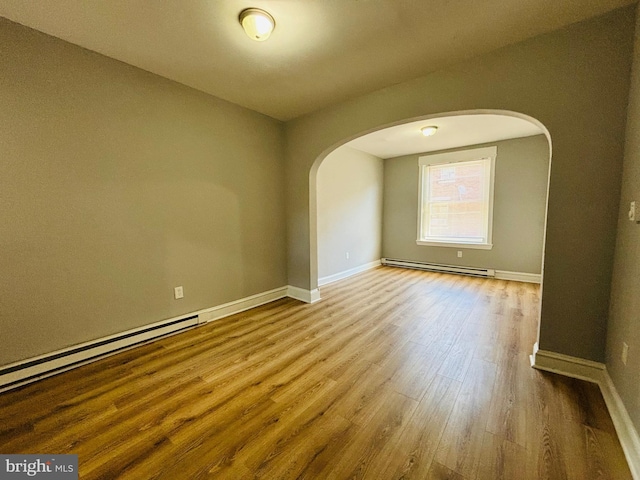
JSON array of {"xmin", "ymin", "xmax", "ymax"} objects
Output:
[{"xmin": 0, "ymin": 267, "xmax": 632, "ymax": 479}]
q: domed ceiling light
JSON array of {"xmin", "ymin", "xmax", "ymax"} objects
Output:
[
  {"xmin": 239, "ymin": 8, "xmax": 275, "ymax": 42},
  {"xmin": 421, "ymin": 126, "xmax": 439, "ymax": 137}
]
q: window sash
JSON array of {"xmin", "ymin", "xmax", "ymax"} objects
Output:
[{"xmin": 417, "ymin": 148, "xmax": 495, "ymax": 248}]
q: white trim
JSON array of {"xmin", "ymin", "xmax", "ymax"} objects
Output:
[
  {"xmin": 494, "ymin": 270, "xmax": 541, "ymax": 284},
  {"xmin": 382, "ymin": 258, "xmax": 495, "ymax": 278},
  {"xmin": 0, "ymin": 315, "xmax": 199, "ymax": 393},
  {"xmin": 530, "ymin": 342, "xmax": 605, "ymax": 383},
  {"xmin": 318, "ymin": 260, "xmax": 381, "ymax": 286},
  {"xmin": 198, "ymin": 286, "xmax": 288, "ymax": 323},
  {"xmin": 416, "ymin": 241, "xmax": 493, "ymax": 250},
  {"xmin": 417, "ymin": 146, "xmax": 497, "ymax": 248},
  {"xmin": 600, "ymin": 371, "xmax": 640, "ymax": 480},
  {"xmin": 0, "ymin": 284, "xmax": 324, "ymax": 393},
  {"xmin": 418, "ymin": 146, "xmax": 498, "ymax": 167},
  {"xmin": 531, "ymin": 343, "xmax": 640, "ymax": 479},
  {"xmin": 0, "ymin": 286, "xmax": 290, "ymax": 393},
  {"xmin": 287, "ymin": 286, "xmax": 321, "ymax": 303},
  {"xmin": 380, "ymin": 261, "xmax": 540, "ymax": 283}
]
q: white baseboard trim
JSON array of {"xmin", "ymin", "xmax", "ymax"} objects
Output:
[
  {"xmin": 287, "ymin": 286, "xmax": 321, "ymax": 304},
  {"xmin": 0, "ymin": 283, "xmax": 327, "ymax": 392},
  {"xmin": 531, "ymin": 343, "xmax": 640, "ymax": 479},
  {"xmin": 318, "ymin": 260, "xmax": 381, "ymax": 286},
  {"xmin": 530, "ymin": 342, "xmax": 605, "ymax": 383},
  {"xmin": 0, "ymin": 286, "xmax": 290, "ymax": 393},
  {"xmin": 198, "ymin": 286, "xmax": 288, "ymax": 323},
  {"xmin": 600, "ymin": 371, "xmax": 640, "ymax": 480},
  {"xmin": 495, "ymin": 270, "xmax": 541, "ymax": 284},
  {"xmin": 0, "ymin": 313, "xmax": 199, "ymax": 393}
]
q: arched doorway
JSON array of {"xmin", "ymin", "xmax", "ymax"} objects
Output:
[{"xmin": 311, "ymin": 109, "xmax": 552, "ymax": 343}]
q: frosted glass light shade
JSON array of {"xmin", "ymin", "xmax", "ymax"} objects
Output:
[
  {"xmin": 239, "ymin": 8, "xmax": 275, "ymax": 42},
  {"xmin": 421, "ymin": 126, "xmax": 439, "ymax": 137}
]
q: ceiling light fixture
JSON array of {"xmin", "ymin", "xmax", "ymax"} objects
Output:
[
  {"xmin": 239, "ymin": 8, "xmax": 275, "ymax": 42},
  {"xmin": 421, "ymin": 126, "xmax": 439, "ymax": 137}
]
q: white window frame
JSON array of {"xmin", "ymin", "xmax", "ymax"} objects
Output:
[{"xmin": 417, "ymin": 146, "xmax": 496, "ymax": 250}]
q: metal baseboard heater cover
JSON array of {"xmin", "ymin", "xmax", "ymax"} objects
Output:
[
  {"xmin": 382, "ymin": 258, "xmax": 495, "ymax": 278},
  {"xmin": 0, "ymin": 314, "xmax": 199, "ymax": 392}
]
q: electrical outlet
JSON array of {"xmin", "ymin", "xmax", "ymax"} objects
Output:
[
  {"xmin": 457, "ymin": 251, "xmax": 463, "ymax": 258},
  {"xmin": 622, "ymin": 342, "xmax": 629, "ymax": 365},
  {"xmin": 629, "ymin": 201, "xmax": 636, "ymax": 222},
  {"xmin": 346, "ymin": 252, "xmax": 350, "ymax": 260},
  {"xmin": 174, "ymin": 286, "xmax": 184, "ymax": 299}
]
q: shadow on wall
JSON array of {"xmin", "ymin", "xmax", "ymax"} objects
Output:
[{"xmin": 316, "ymin": 146, "xmax": 384, "ymax": 284}]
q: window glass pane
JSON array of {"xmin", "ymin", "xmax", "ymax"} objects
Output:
[{"xmin": 423, "ymin": 159, "xmax": 487, "ymax": 242}]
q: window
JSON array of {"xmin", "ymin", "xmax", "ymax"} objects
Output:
[{"xmin": 417, "ymin": 146, "xmax": 496, "ymax": 249}]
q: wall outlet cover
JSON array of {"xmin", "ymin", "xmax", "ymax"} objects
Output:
[{"xmin": 174, "ymin": 286, "xmax": 184, "ymax": 299}]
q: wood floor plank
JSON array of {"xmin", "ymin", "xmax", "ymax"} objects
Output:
[
  {"xmin": 475, "ymin": 432, "xmax": 530, "ymax": 480},
  {"xmin": 485, "ymin": 351, "xmax": 530, "ymax": 448},
  {"xmin": 434, "ymin": 358, "xmax": 497, "ymax": 478},
  {"xmin": 585, "ymin": 426, "xmax": 634, "ymax": 480},
  {"xmin": 425, "ymin": 462, "xmax": 466, "ymax": 480},
  {"xmin": 380, "ymin": 374, "xmax": 462, "ymax": 479},
  {"xmin": 0, "ymin": 268, "xmax": 632, "ymax": 479},
  {"xmin": 321, "ymin": 391, "xmax": 419, "ymax": 479},
  {"xmin": 324, "ymin": 365, "xmax": 394, "ymax": 426},
  {"xmin": 526, "ymin": 368, "xmax": 571, "ymax": 480},
  {"xmin": 437, "ymin": 320, "xmax": 481, "ymax": 382},
  {"xmin": 252, "ymin": 412, "xmax": 352, "ymax": 480}
]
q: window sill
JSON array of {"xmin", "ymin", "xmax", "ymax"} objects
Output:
[{"xmin": 416, "ymin": 240, "xmax": 493, "ymax": 250}]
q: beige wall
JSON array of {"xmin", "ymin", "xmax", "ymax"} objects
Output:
[
  {"xmin": 0, "ymin": 18, "xmax": 287, "ymax": 366},
  {"xmin": 382, "ymin": 135, "xmax": 549, "ymax": 273},
  {"xmin": 317, "ymin": 146, "xmax": 383, "ymax": 280},
  {"xmin": 285, "ymin": 7, "xmax": 634, "ymax": 362},
  {"xmin": 607, "ymin": 5, "xmax": 640, "ymax": 432}
]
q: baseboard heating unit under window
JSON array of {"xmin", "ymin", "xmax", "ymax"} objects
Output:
[
  {"xmin": 0, "ymin": 314, "xmax": 199, "ymax": 392},
  {"xmin": 381, "ymin": 258, "xmax": 495, "ymax": 278}
]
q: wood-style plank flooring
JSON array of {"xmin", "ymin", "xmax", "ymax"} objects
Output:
[{"xmin": 0, "ymin": 267, "xmax": 632, "ymax": 479}]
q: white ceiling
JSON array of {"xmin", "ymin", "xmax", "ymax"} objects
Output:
[
  {"xmin": 0, "ymin": 0, "xmax": 634, "ymax": 121},
  {"xmin": 347, "ymin": 114, "xmax": 544, "ymax": 159}
]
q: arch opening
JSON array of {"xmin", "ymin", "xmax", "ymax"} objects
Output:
[{"xmin": 311, "ymin": 109, "xmax": 552, "ymax": 344}]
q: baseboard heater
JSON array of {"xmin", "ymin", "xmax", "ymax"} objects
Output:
[
  {"xmin": 381, "ymin": 258, "xmax": 495, "ymax": 278},
  {"xmin": 0, "ymin": 314, "xmax": 199, "ymax": 392}
]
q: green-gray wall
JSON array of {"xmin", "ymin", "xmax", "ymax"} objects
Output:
[
  {"xmin": 382, "ymin": 135, "xmax": 549, "ymax": 274},
  {"xmin": 0, "ymin": 18, "xmax": 287, "ymax": 366},
  {"xmin": 286, "ymin": 6, "xmax": 634, "ymax": 362},
  {"xmin": 317, "ymin": 146, "xmax": 383, "ymax": 281},
  {"xmin": 607, "ymin": 5, "xmax": 640, "ymax": 433},
  {"xmin": 1, "ymin": 5, "xmax": 638, "ymax": 394}
]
